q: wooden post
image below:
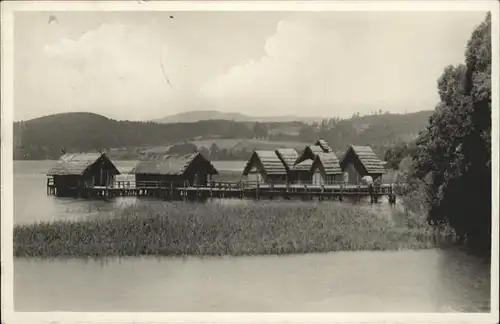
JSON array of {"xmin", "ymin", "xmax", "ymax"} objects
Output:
[
  {"xmin": 183, "ymin": 180, "xmax": 187, "ymax": 202},
  {"xmin": 388, "ymin": 184, "xmax": 396, "ymax": 205}
]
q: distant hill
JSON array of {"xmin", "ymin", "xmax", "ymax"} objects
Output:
[
  {"xmin": 13, "ymin": 112, "xmax": 256, "ymax": 160},
  {"xmin": 153, "ymin": 110, "xmax": 322, "ymax": 124},
  {"xmin": 14, "ymin": 110, "xmax": 434, "ymax": 160}
]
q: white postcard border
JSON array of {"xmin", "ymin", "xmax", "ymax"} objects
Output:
[{"xmin": 1, "ymin": 1, "xmax": 499, "ymax": 324}]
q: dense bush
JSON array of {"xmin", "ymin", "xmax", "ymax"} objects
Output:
[{"xmin": 411, "ymin": 13, "xmax": 491, "ymax": 255}]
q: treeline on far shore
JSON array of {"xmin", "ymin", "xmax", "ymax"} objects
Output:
[{"xmin": 14, "ymin": 109, "xmax": 433, "ymax": 161}]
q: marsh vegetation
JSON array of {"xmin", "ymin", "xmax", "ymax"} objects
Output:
[{"xmin": 14, "ymin": 201, "xmax": 439, "ymax": 258}]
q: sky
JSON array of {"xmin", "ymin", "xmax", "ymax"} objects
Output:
[{"xmin": 14, "ymin": 10, "xmax": 488, "ymax": 121}]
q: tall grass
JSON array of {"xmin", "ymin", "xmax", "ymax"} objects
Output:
[{"xmin": 14, "ymin": 201, "xmax": 437, "ymax": 258}]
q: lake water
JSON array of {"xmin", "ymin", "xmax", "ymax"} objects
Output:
[
  {"xmin": 12, "ymin": 161, "xmax": 491, "ymax": 312},
  {"xmin": 13, "ymin": 160, "xmax": 247, "ymax": 225}
]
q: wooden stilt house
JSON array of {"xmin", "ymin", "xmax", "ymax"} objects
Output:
[
  {"xmin": 291, "ymin": 151, "xmax": 343, "ymax": 185},
  {"xmin": 295, "ymin": 139, "xmax": 332, "ymax": 165},
  {"xmin": 311, "ymin": 152, "xmax": 343, "ymax": 185},
  {"xmin": 291, "ymin": 139, "xmax": 334, "ymax": 183},
  {"xmin": 131, "ymin": 152, "xmax": 218, "ymax": 188},
  {"xmin": 46, "ymin": 152, "xmax": 121, "ymax": 197},
  {"xmin": 242, "ymin": 150, "xmax": 288, "ymax": 184},
  {"xmin": 295, "ymin": 144, "xmax": 325, "ymax": 165},
  {"xmin": 292, "ymin": 159, "xmax": 314, "ymax": 184},
  {"xmin": 275, "ymin": 148, "xmax": 299, "ymax": 183},
  {"xmin": 339, "ymin": 145, "xmax": 386, "ymax": 184}
]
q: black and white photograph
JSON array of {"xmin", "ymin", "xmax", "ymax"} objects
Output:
[{"xmin": 1, "ymin": 0, "xmax": 498, "ymax": 323}]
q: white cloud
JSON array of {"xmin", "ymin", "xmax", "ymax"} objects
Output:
[
  {"xmin": 200, "ymin": 15, "xmax": 481, "ymax": 117},
  {"xmin": 17, "ymin": 12, "xmax": 485, "ymax": 121},
  {"xmin": 41, "ymin": 23, "xmax": 195, "ymax": 120},
  {"xmin": 201, "ymin": 19, "xmax": 337, "ymax": 108}
]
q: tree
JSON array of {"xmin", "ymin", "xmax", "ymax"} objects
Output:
[
  {"xmin": 209, "ymin": 143, "xmax": 220, "ymax": 159},
  {"xmin": 412, "ymin": 13, "xmax": 491, "ymax": 254},
  {"xmin": 384, "ymin": 142, "xmax": 409, "ymax": 170}
]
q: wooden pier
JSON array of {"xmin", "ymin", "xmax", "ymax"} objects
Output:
[{"xmin": 47, "ymin": 178, "xmax": 399, "ymax": 205}]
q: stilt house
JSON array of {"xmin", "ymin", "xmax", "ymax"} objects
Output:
[
  {"xmin": 339, "ymin": 145, "xmax": 386, "ymax": 184},
  {"xmin": 292, "ymin": 139, "xmax": 334, "ymax": 182},
  {"xmin": 295, "ymin": 144, "xmax": 325, "ymax": 165},
  {"xmin": 46, "ymin": 152, "xmax": 121, "ymax": 196},
  {"xmin": 242, "ymin": 150, "xmax": 288, "ymax": 184},
  {"xmin": 131, "ymin": 152, "xmax": 218, "ymax": 188},
  {"xmin": 275, "ymin": 148, "xmax": 299, "ymax": 182},
  {"xmin": 292, "ymin": 159, "xmax": 314, "ymax": 184},
  {"xmin": 292, "ymin": 152, "xmax": 343, "ymax": 185},
  {"xmin": 295, "ymin": 139, "xmax": 332, "ymax": 164},
  {"xmin": 311, "ymin": 152, "xmax": 343, "ymax": 185}
]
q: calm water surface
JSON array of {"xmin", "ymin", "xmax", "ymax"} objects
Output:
[
  {"xmin": 15, "ymin": 250, "xmax": 490, "ymax": 312},
  {"xmin": 13, "ymin": 160, "xmax": 246, "ymax": 225},
  {"xmin": 12, "ymin": 161, "xmax": 491, "ymax": 312}
]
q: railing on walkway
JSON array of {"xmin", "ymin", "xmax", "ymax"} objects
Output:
[{"xmin": 47, "ymin": 176, "xmax": 407, "ymax": 192}]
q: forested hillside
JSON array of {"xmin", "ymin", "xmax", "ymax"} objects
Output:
[
  {"xmin": 14, "ymin": 110, "xmax": 433, "ymax": 160},
  {"xmin": 13, "ymin": 113, "xmax": 253, "ymax": 160}
]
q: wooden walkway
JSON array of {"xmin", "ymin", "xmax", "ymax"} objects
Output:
[{"xmin": 47, "ymin": 178, "xmax": 399, "ymax": 204}]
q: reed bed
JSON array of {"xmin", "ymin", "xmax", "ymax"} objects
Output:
[{"xmin": 14, "ymin": 201, "xmax": 437, "ymax": 258}]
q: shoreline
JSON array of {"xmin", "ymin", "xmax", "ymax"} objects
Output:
[{"xmin": 13, "ymin": 247, "xmax": 443, "ymax": 263}]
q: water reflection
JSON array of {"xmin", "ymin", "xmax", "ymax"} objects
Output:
[
  {"xmin": 14, "ymin": 249, "xmax": 490, "ymax": 312},
  {"xmin": 13, "ymin": 160, "xmax": 248, "ymax": 225},
  {"xmin": 435, "ymin": 249, "xmax": 491, "ymax": 312}
]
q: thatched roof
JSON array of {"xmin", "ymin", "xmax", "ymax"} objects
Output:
[
  {"xmin": 313, "ymin": 152, "xmax": 342, "ymax": 175},
  {"xmin": 315, "ymin": 139, "xmax": 332, "ymax": 153},
  {"xmin": 47, "ymin": 153, "xmax": 121, "ymax": 176},
  {"xmin": 309, "ymin": 145, "xmax": 324, "ymax": 155},
  {"xmin": 275, "ymin": 148, "xmax": 299, "ymax": 170},
  {"xmin": 131, "ymin": 152, "xmax": 218, "ymax": 175},
  {"xmin": 295, "ymin": 145, "xmax": 324, "ymax": 164},
  {"xmin": 242, "ymin": 150, "xmax": 287, "ymax": 175},
  {"xmin": 292, "ymin": 159, "xmax": 313, "ymax": 172},
  {"xmin": 340, "ymin": 145, "xmax": 386, "ymax": 175}
]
